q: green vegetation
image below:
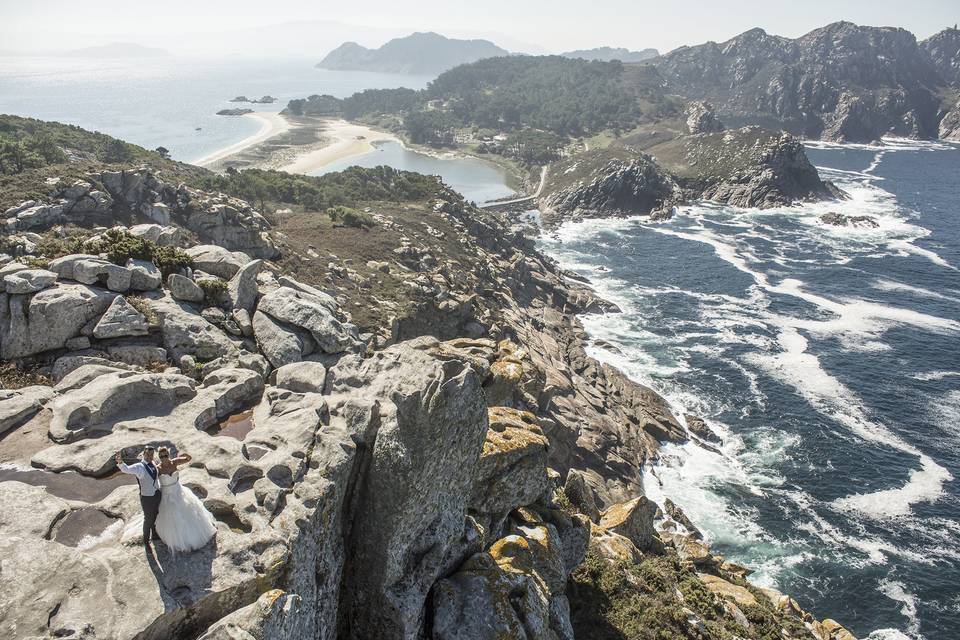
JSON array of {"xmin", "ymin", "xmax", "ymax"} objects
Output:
[
  {"xmin": 426, "ymin": 56, "xmax": 640, "ymax": 136},
  {"xmin": 0, "ymin": 115, "xmax": 162, "ymax": 174},
  {"xmin": 91, "ymin": 229, "xmax": 194, "ymax": 278},
  {"xmin": 197, "ymin": 278, "xmax": 228, "ymax": 297},
  {"xmin": 403, "ymin": 110, "xmax": 458, "ymax": 145},
  {"xmin": 282, "ymin": 56, "xmax": 680, "ymax": 146},
  {"xmin": 198, "ymin": 166, "xmax": 441, "ymax": 211},
  {"xmin": 326, "ymin": 206, "xmax": 376, "ymax": 229},
  {"xmin": 568, "ymin": 551, "xmax": 799, "ymax": 640},
  {"xmin": 500, "ymin": 130, "xmax": 565, "ymax": 165}
]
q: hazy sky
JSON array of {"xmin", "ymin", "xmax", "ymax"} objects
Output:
[{"xmin": 1, "ymin": 0, "xmax": 957, "ymax": 54}]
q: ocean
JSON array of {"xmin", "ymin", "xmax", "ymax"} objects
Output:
[
  {"xmin": 538, "ymin": 140, "xmax": 960, "ymax": 640},
  {"xmin": 0, "ymin": 56, "xmax": 431, "ymax": 163}
]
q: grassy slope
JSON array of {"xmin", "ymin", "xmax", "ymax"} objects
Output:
[{"xmin": 0, "ymin": 114, "xmax": 210, "ymax": 210}]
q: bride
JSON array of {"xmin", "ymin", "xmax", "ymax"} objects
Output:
[{"xmin": 154, "ymin": 446, "xmax": 218, "ymax": 552}]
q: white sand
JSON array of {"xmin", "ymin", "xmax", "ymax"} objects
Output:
[
  {"xmin": 192, "ymin": 112, "xmax": 291, "ymax": 168},
  {"xmin": 192, "ymin": 114, "xmax": 400, "ymax": 175},
  {"xmin": 277, "ymin": 119, "xmax": 400, "ymax": 174}
]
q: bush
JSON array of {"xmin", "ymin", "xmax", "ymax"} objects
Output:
[
  {"xmin": 92, "ymin": 229, "xmax": 194, "ymax": 278},
  {"xmin": 326, "ymin": 206, "xmax": 375, "ymax": 229},
  {"xmin": 196, "ymin": 278, "xmax": 228, "ymax": 297}
]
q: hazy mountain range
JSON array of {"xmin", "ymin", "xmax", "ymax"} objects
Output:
[
  {"xmin": 317, "ymin": 32, "xmax": 510, "ymax": 75},
  {"xmin": 560, "ymin": 46, "xmax": 659, "ymax": 62}
]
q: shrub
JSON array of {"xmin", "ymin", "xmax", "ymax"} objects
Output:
[
  {"xmin": 196, "ymin": 278, "xmax": 227, "ymax": 297},
  {"xmin": 326, "ymin": 206, "xmax": 375, "ymax": 229},
  {"xmin": 92, "ymin": 229, "xmax": 194, "ymax": 278},
  {"xmin": 126, "ymin": 295, "xmax": 158, "ymax": 324},
  {"xmin": 152, "ymin": 245, "xmax": 194, "ymax": 278}
]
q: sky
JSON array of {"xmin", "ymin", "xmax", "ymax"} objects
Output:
[{"xmin": 1, "ymin": 0, "xmax": 957, "ymax": 55}]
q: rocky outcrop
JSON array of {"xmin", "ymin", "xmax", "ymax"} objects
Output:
[
  {"xmin": 939, "ymin": 97, "xmax": 960, "ymax": 140},
  {"xmin": 538, "ymin": 149, "xmax": 681, "ymax": 225},
  {"xmin": 685, "ymin": 100, "xmax": 724, "ymax": 134},
  {"xmin": 819, "ymin": 212, "xmax": 879, "ymax": 228},
  {"xmin": 538, "ymin": 127, "xmax": 842, "ymax": 225},
  {"xmin": 3, "ymin": 169, "xmax": 277, "ymax": 258},
  {"xmin": 921, "ymin": 27, "xmax": 960, "ymax": 86},
  {"xmin": 655, "ymin": 21, "xmax": 946, "ymax": 142}
]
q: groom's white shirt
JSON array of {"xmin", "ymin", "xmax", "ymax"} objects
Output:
[{"xmin": 119, "ymin": 460, "xmax": 161, "ymax": 496}]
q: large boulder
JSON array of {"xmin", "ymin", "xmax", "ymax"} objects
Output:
[
  {"xmin": 168, "ymin": 273, "xmax": 205, "ymax": 302},
  {"xmin": 256, "ymin": 287, "xmax": 361, "ymax": 356},
  {"xmin": 151, "ymin": 293, "xmax": 241, "ymax": 361},
  {"xmin": 225, "ymin": 259, "xmax": 263, "ymax": 312},
  {"xmin": 92, "ymin": 295, "xmax": 150, "ymax": 339},
  {"xmin": 598, "ymin": 496, "xmax": 658, "ymax": 552},
  {"xmin": 327, "ymin": 339, "xmax": 489, "ymax": 639},
  {"xmin": 0, "ymin": 284, "xmax": 116, "ymax": 359},
  {"xmin": 2, "ymin": 268, "xmax": 57, "ymax": 294},
  {"xmin": 47, "ymin": 371, "xmax": 197, "ymax": 443},
  {"xmin": 470, "ymin": 407, "xmax": 551, "ymax": 516},
  {"xmin": 185, "ymin": 245, "xmax": 252, "ymax": 279}
]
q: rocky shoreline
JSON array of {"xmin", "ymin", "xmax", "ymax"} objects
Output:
[
  {"xmin": 537, "ymin": 125, "xmax": 844, "ymax": 227},
  {"xmin": 0, "ymin": 148, "xmax": 860, "ymax": 639}
]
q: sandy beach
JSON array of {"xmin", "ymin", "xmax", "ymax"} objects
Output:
[
  {"xmin": 192, "ymin": 112, "xmax": 292, "ymax": 168},
  {"xmin": 278, "ymin": 119, "xmax": 400, "ymax": 174},
  {"xmin": 193, "ymin": 113, "xmax": 400, "ymax": 175}
]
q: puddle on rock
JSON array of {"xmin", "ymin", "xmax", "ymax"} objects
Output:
[
  {"xmin": 53, "ymin": 507, "xmax": 121, "ymax": 548},
  {"xmin": 0, "ymin": 467, "xmax": 137, "ymax": 502},
  {"xmin": 208, "ymin": 410, "xmax": 255, "ymax": 440}
]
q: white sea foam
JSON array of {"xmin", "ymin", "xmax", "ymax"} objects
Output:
[
  {"xmin": 872, "ymin": 279, "xmax": 960, "ymax": 303},
  {"xmin": 878, "ymin": 579, "xmax": 922, "ymax": 638}
]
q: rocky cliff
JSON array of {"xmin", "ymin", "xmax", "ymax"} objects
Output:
[
  {"xmin": 921, "ymin": 27, "xmax": 960, "ymax": 86},
  {"xmin": 654, "ymin": 21, "xmax": 947, "ymax": 142},
  {"xmin": 538, "ymin": 126, "xmax": 842, "ymax": 225},
  {"xmin": 0, "ymin": 120, "xmax": 858, "ymax": 638}
]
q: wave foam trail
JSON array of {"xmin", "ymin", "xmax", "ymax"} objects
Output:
[{"xmin": 642, "ymin": 218, "xmax": 956, "ymax": 519}]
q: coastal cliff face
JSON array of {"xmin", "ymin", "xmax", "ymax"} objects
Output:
[
  {"xmin": 654, "ymin": 21, "xmax": 946, "ymax": 142},
  {"xmin": 921, "ymin": 27, "xmax": 960, "ymax": 86},
  {"xmin": 0, "ymin": 119, "xmax": 859, "ymax": 639},
  {"xmin": 538, "ymin": 127, "xmax": 842, "ymax": 225}
]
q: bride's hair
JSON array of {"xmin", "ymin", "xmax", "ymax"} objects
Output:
[{"xmin": 157, "ymin": 446, "xmax": 171, "ymax": 458}]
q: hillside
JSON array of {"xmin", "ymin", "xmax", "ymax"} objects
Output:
[
  {"xmin": 317, "ymin": 31, "xmax": 509, "ymax": 75},
  {"xmin": 561, "ymin": 46, "xmax": 659, "ymax": 62},
  {"xmin": 0, "ymin": 118, "xmax": 860, "ymax": 640},
  {"xmin": 653, "ymin": 21, "xmax": 949, "ymax": 142}
]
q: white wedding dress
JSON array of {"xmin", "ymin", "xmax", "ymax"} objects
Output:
[{"xmin": 155, "ymin": 471, "xmax": 217, "ymax": 552}]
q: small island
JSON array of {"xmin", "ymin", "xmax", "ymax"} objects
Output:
[
  {"xmin": 216, "ymin": 108, "xmax": 254, "ymax": 116},
  {"xmin": 229, "ymin": 95, "xmax": 278, "ymax": 104}
]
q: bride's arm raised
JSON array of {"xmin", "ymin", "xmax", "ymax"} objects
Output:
[{"xmin": 171, "ymin": 452, "xmax": 192, "ymax": 467}]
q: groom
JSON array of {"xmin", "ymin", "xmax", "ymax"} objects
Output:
[{"xmin": 115, "ymin": 446, "xmax": 162, "ymax": 545}]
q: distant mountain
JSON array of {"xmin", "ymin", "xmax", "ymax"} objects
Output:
[
  {"xmin": 653, "ymin": 21, "xmax": 948, "ymax": 142},
  {"xmin": 61, "ymin": 42, "xmax": 172, "ymax": 58},
  {"xmin": 560, "ymin": 46, "xmax": 658, "ymax": 63},
  {"xmin": 317, "ymin": 32, "xmax": 509, "ymax": 75}
]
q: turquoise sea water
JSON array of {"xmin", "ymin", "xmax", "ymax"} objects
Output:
[
  {"xmin": 312, "ymin": 140, "xmax": 514, "ymax": 203},
  {"xmin": 0, "ymin": 55, "xmax": 431, "ymax": 163}
]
